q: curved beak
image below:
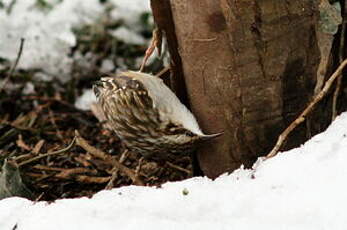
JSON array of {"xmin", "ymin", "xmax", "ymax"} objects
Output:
[
  {"xmin": 199, "ymin": 131, "xmax": 224, "ymax": 141},
  {"xmin": 92, "ymin": 81, "xmax": 103, "ymax": 97},
  {"xmin": 93, "ymin": 80, "xmax": 103, "ymax": 87}
]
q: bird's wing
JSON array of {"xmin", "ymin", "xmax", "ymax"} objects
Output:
[
  {"xmin": 99, "ymin": 73, "xmax": 161, "ymax": 135},
  {"xmin": 120, "ymin": 71, "xmax": 203, "ymax": 135},
  {"xmin": 162, "ymin": 122, "xmax": 190, "ymax": 135}
]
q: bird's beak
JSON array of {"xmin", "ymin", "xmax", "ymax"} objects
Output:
[
  {"xmin": 93, "ymin": 80, "xmax": 103, "ymax": 87},
  {"xmin": 199, "ymin": 132, "xmax": 224, "ymax": 141},
  {"xmin": 93, "ymin": 81, "xmax": 103, "ymax": 97}
]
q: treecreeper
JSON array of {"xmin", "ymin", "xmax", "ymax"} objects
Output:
[{"xmin": 93, "ymin": 71, "xmax": 222, "ymax": 167}]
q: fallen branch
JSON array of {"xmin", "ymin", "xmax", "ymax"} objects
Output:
[
  {"xmin": 75, "ymin": 130, "xmax": 144, "ymax": 186},
  {"xmin": 266, "ymin": 59, "xmax": 347, "ymax": 159}
]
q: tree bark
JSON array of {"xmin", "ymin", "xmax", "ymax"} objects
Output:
[{"xmin": 152, "ymin": 0, "xmax": 321, "ymax": 178}]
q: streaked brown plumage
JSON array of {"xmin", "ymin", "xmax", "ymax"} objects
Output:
[{"xmin": 93, "ymin": 71, "xmax": 221, "ymax": 161}]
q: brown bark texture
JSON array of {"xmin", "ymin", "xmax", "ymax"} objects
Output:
[{"xmin": 151, "ymin": 0, "xmax": 320, "ymax": 178}]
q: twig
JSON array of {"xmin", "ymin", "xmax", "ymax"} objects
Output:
[
  {"xmin": 48, "ymin": 109, "xmax": 64, "ymax": 141},
  {"xmin": 266, "ymin": 59, "xmax": 347, "ymax": 159},
  {"xmin": 55, "ymin": 168, "xmax": 96, "ymax": 179},
  {"xmin": 105, "ymin": 150, "xmax": 129, "ymax": 190},
  {"xmin": 34, "ymin": 173, "xmax": 54, "ymax": 183},
  {"xmin": 0, "ymin": 38, "xmax": 25, "ymax": 93},
  {"xmin": 166, "ymin": 161, "xmax": 191, "ymax": 174},
  {"xmin": 33, "ymin": 165, "xmax": 67, "ymax": 171},
  {"xmin": 105, "ymin": 169, "xmax": 119, "ymax": 190},
  {"xmin": 75, "ymin": 175, "xmax": 110, "ymax": 184},
  {"xmin": 332, "ymin": 0, "xmax": 347, "ymax": 120},
  {"xmin": 75, "ymin": 130, "xmax": 144, "ymax": 186},
  {"xmin": 17, "ymin": 136, "xmax": 76, "ymax": 167},
  {"xmin": 75, "ymin": 130, "xmax": 107, "ymax": 159},
  {"xmin": 34, "ymin": 192, "xmax": 45, "ymax": 203}
]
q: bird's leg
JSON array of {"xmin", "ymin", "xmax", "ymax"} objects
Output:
[
  {"xmin": 105, "ymin": 150, "xmax": 129, "ymax": 190},
  {"xmin": 135, "ymin": 157, "xmax": 145, "ymax": 178},
  {"xmin": 155, "ymin": 66, "xmax": 171, "ymax": 79}
]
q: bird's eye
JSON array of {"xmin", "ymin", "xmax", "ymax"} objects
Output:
[
  {"xmin": 185, "ymin": 131, "xmax": 195, "ymax": 137},
  {"xmin": 104, "ymin": 81, "xmax": 114, "ymax": 89}
]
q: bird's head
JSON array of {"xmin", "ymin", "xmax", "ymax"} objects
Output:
[{"xmin": 92, "ymin": 76, "xmax": 117, "ymax": 100}]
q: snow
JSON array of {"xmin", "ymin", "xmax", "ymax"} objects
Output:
[
  {"xmin": 74, "ymin": 89, "xmax": 97, "ymax": 111},
  {"xmin": 0, "ymin": 0, "xmax": 151, "ymax": 81},
  {"xmin": 1, "ymin": 112, "xmax": 347, "ymax": 229},
  {"xmin": 110, "ymin": 27, "xmax": 147, "ymax": 45},
  {"xmin": 0, "ymin": 0, "xmax": 103, "ymax": 81},
  {"xmin": 21, "ymin": 82, "xmax": 35, "ymax": 95},
  {"xmin": 100, "ymin": 59, "xmax": 115, "ymax": 73},
  {"xmin": 111, "ymin": 0, "xmax": 152, "ymax": 29}
]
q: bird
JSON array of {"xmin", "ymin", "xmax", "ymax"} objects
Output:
[{"xmin": 93, "ymin": 71, "xmax": 222, "ymax": 162}]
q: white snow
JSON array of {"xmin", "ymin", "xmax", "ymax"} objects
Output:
[
  {"xmin": 74, "ymin": 89, "xmax": 97, "ymax": 111},
  {"xmin": 0, "ymin": 0, "xmax": 151, "ymax": 81},
  {"xmin": 111, "ymin": 0, "xmax": 152, "ymax": 29},
  {"xmin": 100, "ymin": 59, "xmax": 115, "ymax": 73},
  {"xmin": 0, "ymin": 0, "xmax": 103, "ymax": 81},
  {"xmin": 110, "ymin": 27, "xmax": 147, "ymax": 45},
  {"xmin": 21, "ymin": 82, "xmax": 35, "ymax": 95},
  {"xmin": 1, "ymin": 112, "xmax": 347, "ymax": 229}
]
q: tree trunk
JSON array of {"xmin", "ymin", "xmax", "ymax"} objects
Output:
[{"xmin": 151, "ymin": 0, "xmax": 322, "ymax": 178}]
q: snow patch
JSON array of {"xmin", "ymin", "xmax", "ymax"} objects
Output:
[
  {"xmin": 75, "ymin": 89, "xmax": 97, "ymax": 111},
  {"xmin": 0, "ymin": 0, "xmax": 104, "ymax": 81},
  {"xmin": 0, "ymin": 0, "xmax": 151, "ymax": 81},
  {"xmin": 110, "ymin": 27, "xmax": 146, "ymax": 45}
]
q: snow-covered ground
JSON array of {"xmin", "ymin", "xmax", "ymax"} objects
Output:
[
  {"xmin": 1, "ymin": 112, "xmax": 347, "ymax": 229},
  {"xmin": 0, "ymin": 0, "xmax": 151, "ymax": 82}
]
